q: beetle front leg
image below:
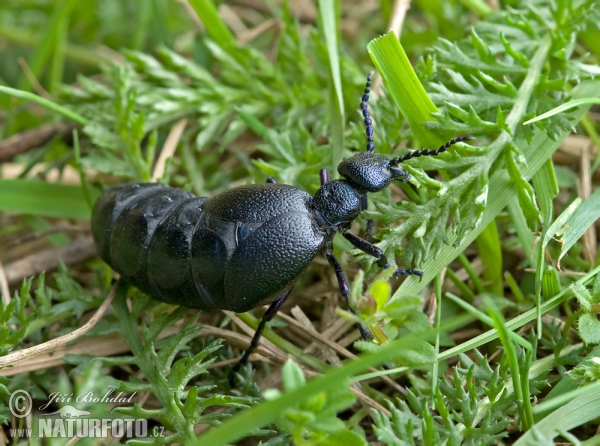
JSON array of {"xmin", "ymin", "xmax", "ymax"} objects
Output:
[
  {"xmin": 325, "ymin": 249, "xmax": 372, "ymax": 342},
  {"xmin": 229, "ymin": 289, "xmax": 292, "ymax": 387}
]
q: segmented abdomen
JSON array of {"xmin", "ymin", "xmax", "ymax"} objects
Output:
[{"xmin": 91, "ymin": 183, "xmax": 219, "ymax": 310}]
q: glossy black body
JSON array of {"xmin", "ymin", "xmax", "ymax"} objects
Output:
[
  {"xmin": 92, "ymin": 182, "xmax": 333, "ymax": 313},
  {"xmin": 90, "ymin": 70, "xmax": 472, "ymax": 386}
]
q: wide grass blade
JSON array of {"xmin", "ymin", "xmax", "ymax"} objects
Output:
[
  {"xmin": 187, "ymin": 0, "xmax": 236, "ymax": 54},
  {"xmin": 556, "ymin": 187, "xmax": 600, "ymax": 266},
  {"xmin": 0, "ymin": 179, "xmax": 97, "ymax": 220},
  {"xmin": 368, "ymin": 31, "xmax": 445, "ymax": 147},
  {"xmin": 514, "ymin": 385, "xmax": 600, "ymax": 445},
  {"xmin": 318, "ymin": 0, "xmax": 345, "ymax": 171},
  {"xmin": 439, "ymin": 265, "xmax": 600, "ymax": 360}
]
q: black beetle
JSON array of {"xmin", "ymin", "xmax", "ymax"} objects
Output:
[{"xmin": 91, "ymin": 72, "xmax": 473, "ymax": 386}]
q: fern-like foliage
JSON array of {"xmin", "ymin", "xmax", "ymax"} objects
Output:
[
  {"xmin": 359, "ymin": 0, "xmax": 599, "ymax": 270},
  {"xmin": 372, "ymin": 350, "xmax": 548, "ymax": 445},
  {"xmin": 67, "ymin": 290, "xmax": 266, "ymax": 445},
  {"xmin": 59, "ymin": 10, "xmax": 366, "ymax": 194},
  {"xmin": 263, "ymin": 360, "xmax": 365, "ymax": 445}
]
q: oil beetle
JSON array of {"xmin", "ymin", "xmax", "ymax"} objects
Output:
[{"xmin": 91, "ymin": 72, "xmax": 474, "ymax": 386}]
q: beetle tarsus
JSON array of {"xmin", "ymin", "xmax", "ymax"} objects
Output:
[
  {"xmin": 393, "ymin": 268, "xmax": 423, "ymax": 282},
  {"xmin": 228, "ymin": 290, "xmax": 293, "ymax": 387}
]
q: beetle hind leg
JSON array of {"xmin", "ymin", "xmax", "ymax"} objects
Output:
[{"xmin": 228, "ymin": 289, "xmax": 292, "ymax": 387}]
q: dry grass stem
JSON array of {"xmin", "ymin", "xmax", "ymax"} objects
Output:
[
  {"xmin": 4, "ymin": 235, "xmax": 96, "ymax": 285},
  {"xmin": 0, "ymin": 282, "xmax": 118, "ymax": 369},
  {"xmin": 152, "ymin": 118, "xmax": 188, "ymax": 182}
]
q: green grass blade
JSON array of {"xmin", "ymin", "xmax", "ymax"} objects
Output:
[
  {"xmin": 0, "ymin": 86, "xmax": 87, "ymax": 125},
  {"xmin": 557, "ymin": 188, "xmax": 600, "ymax": 266},
  {"xmin": 475, "ymin": 221, "xmax": 503, "ymax": 295},
  {"xmin": 484, "ymin": 296, "xmax": 532, "ymax": 430},
  {"xmin": 368, "ymin": 31, "xmax": 445, "ymax": 147},
  {"xmin": 532, "ymin": 159, "xmax": 558, "ymax": 334},
  {"xmin": 16, "ymin": 0, "xmax": 75, "ymax": 91},
  {"xmin": 193, "ymin": 333, "xmax": 423, "ymax": 445},
  {"xmin": 0, "ymin": 179, "xmax": 97, "ymax": 220},
  {"xmin": 49, "ymin": 0, "xmax": 77, "ymax": 93},
  {"xmin": 514, "ymin": 385, "xmax": 600, "ymax": 445},
  {"xmin": 532, "ymin": 381, "xmax": 600, "ymax": 417},
  {"xmin": 439, "ymin": 265, "xmax": 600, "ymax": 361},
  {"xmin": 523, "ymin": 97, "xmax": 600, "ymax": 125},
  {"xmin": 318, "ymin": 0, "xmax": 345, "ymax": 171},
  {"xmin": 187, "ymin": 0, "xmax": 236, "ymax": 55},
  {"xmin": 0, "ymin": 24, "xmax": 111, "ymax": 68},
  {"xmin": 446, "ymin": 292, "xmax": 532, "ymax": 350}
]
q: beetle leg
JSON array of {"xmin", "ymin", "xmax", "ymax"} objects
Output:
[
  {"xmin": 228, "ymin": 289, "xmax": 292, "ymax": 387},
  {"xmin": 365, "ymin": 219, "xmax": 374, "ymax": 243},
  {"xmin": 392, "ymin": 268, "xmax": 423, "ymax": 281},
  {"xmin": 340, "ymin": 231, "xmax": 389, "ymax": 268},
  {"xmin": 341, "ymin": 231, "xmax": 423, "ymax": 280},
  {"xmin": 325, "ymin": 250, "xmax": 372, "ymax": 342},
  {"xmin": 320, "ymin": 169, "xmax": 329, "ymax": 186},
  {"xmin": 266, "ymin": 177, "xmax": 277, "ymax": 184}
]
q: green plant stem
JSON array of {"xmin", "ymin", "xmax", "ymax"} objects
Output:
[
  {"xmin": 431, "ymin": 275, "xmax": 442, "ymax": 400},
  {"xmin": 445, "ymin": 293, "xmax": 532, "ymax": 350},
  {"xmin": 458, "ymin": 253, "xmax": 485, "ymax": 294},
  {"xmin": 439, "ymin": 265, "xmax": 600, "ymax": 361},
  {"xmin": 485, "ymin": 297, "xmax": 530, "ymax": 430},
  {"xmin": 235, "ymin": 312, "xmax": 328, "ymax": 372},
  {"xmin": 0, "ymin": 24, "xmax": 113, "ymax": 67},
  {"xmin": 0, "ymin": 86, "xmax": 87, "ymax": 125},
  {"xmin": 445, "ymin": 268, "xmax": 476, "ymax": 302},
  {"xmin": 112, "ymin": 285, "xmax": 195, "ymax": 443}
]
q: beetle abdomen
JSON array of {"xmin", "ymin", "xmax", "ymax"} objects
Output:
[
  {"xmin": 92, "ymin": 184, "xmax": 220, "ymax": 309},
  {"xmin": 91, "ymin": 182, "xmax": 326, "ymax": 312}
]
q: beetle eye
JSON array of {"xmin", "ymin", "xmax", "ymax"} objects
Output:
[
  {"xmin": 382, "ymin": 167, "xmax": 392, "ymax": 178},
  {"xmin": 391, "ymin": 166, "xmax": 408, "ymax": 180}
]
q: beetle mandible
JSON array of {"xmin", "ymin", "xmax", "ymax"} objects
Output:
[{"xmin": 91, "ymin": 72, "xmax": 474, "ymax": 386}]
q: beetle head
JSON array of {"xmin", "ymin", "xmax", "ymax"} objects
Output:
[{"xmin": 337, "ymin": 152, "xmax": 409, "ymax": 193}]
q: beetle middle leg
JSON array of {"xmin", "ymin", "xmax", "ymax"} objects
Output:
[
  {"xmin": 340, "ymin": 230, "xmax": 423, "ymax": 280},
  {"xmin": 325, "ymin": 249, "xmax": 373, "ymax": 342},
  {"xmin": 228, "ymin": 289, "xmax": 292, "ymax": 387}
]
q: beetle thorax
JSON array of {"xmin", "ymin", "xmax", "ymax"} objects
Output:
[{"xmin": 313, "ymin": 180, "xmax": 362, "ymax": 226}]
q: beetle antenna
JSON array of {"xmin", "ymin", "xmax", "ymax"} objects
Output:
[
  {"xmin": 361, "ymin": 71, "xmax": 375, "ymax": 153},
  {"xmin": 389, "ymin": 136, "xmax": 475, "ymax": 166}
]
